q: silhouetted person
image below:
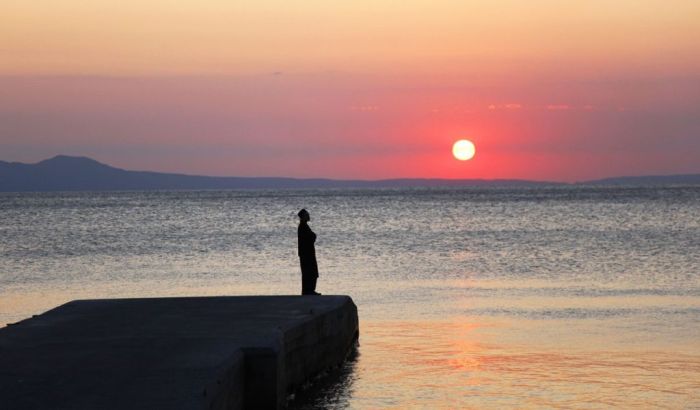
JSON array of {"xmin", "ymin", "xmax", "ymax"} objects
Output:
[{"xmin": 298, "ymin": 209, "xmax": 320, "ymax": 295}]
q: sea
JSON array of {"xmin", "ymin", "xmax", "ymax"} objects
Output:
[{"xmin": 1, "ymin": 186, "xmax": 699, "ymax": 408}]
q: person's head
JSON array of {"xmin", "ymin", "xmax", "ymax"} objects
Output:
[{"xmin": 298, "ymin": 208, "xmax": 310, "ymax": 222}]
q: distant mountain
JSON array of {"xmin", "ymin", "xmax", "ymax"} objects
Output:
[
  {"xmin": 0, "ymin": 155, "xmax": 698, "ymax": 192},
  {"xmin": 582, "ymin": 174, "xmax": 700, "ymax": 186},
  {"xmin": 0, "ymin": 155, "xmax": 556, "ymax": 192}
]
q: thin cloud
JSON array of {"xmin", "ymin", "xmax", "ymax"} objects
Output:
[
  {"xmin": 488, "ymin": 103, "xmax": 523, "ymax": 110},
  {"xmin": 350, "ymin": 105, "xmax": 379, "ymax": 111},
  {"xmin": 547, "ymin": 104, "xmax": 571, "ymax": 110}
]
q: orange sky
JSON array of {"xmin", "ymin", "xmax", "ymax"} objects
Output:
[{"xmin": 1, "ymin": 1, "xmax": 699, "ymax": 180}]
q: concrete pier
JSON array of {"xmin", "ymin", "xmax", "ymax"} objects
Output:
[{"xmin": 0, "ymin": 296, "xmax": 359, "ymax": 409}]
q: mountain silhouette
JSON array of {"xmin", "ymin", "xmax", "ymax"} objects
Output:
[
  {"xmin": 0, "ymin": 155, "xmax": 354, "ymax": 191},
  {"xmin": 580, "ymin": 174, "xmax": 700, "ymax": 186},
  {"xmin": 0, "ymin": 155, "xmax": 698, "ymax": 192}
]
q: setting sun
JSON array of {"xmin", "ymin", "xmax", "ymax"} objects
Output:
[{"xmin": 452, "ymin": 139, "xmax": 476, "ymax": 161}]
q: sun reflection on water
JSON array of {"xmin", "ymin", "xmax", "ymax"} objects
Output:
[{"xmin": 335, "ymin": 319, "xmax": 700, "ymax": 409}]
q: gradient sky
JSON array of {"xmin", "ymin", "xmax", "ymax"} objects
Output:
[{"xmin": 2, "ymin": 0, "xmax": 699, "ymax": 181}]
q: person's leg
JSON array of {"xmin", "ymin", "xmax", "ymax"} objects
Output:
[
  {"xmin": 300, "ymin": 257, "xmax": 319, "ymax": 295},
  {"xmin": 309, "ymin": 258, "xmax": 319, "ymax": 294},
  {"xmin": 310, "ymin": 276, "xmax": 317, "ymax": 293},
  {"xmin": 300, "ymin": 258, "xmax": 308, "ymax": 295}
]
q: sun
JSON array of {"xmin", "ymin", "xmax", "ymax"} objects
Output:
[{"xmin": 452, "ymin": 139, "xmax": 476, "ymax": 161}]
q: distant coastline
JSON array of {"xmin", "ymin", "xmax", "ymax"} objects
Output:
[{"xmin": 1, "ymin": 155, "xmax": 699, "ymax": 192}]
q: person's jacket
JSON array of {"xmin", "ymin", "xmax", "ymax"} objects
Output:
[{"xmin": 297, "ymin": 222, "xmax": 316, "ymax": 258}]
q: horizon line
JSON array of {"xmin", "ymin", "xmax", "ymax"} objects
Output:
[{"xmin": 3, "ymin": 154, "xmax": 700, "ymax": 185}]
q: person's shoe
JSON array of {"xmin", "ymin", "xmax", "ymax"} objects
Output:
[{"xmin": 312, "ymin": 291, "xmax": 322, "ymax": 295}]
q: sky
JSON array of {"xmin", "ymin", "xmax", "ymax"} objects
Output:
[{"xmin": 1, "ymin": 0, "xmax": 699, "ymax": 181}]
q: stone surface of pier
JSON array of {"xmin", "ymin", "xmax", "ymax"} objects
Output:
[{"xmin": 0, "ymin": 295, "xmax": 359, "ymax": 409}]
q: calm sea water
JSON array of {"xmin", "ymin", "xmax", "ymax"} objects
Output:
[{"xmin": 1, "ymin": 187, "xmax": 699, "ymax": 408}]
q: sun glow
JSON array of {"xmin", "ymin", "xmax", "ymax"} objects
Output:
[{"xmin": 452, "ymin": 139, "xmax": 476, "ymax": 161}]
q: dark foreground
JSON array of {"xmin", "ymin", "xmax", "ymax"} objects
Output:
[{"xmin": 0, "ymin": 296, "xmax": 359, "ymax": 409}]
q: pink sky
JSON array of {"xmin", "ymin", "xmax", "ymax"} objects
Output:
[{"xmin": 1, "ymin": 1, "xmax": 699, "ymax": 181}]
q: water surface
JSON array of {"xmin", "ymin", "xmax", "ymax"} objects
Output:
[{"xmin": 1, "ymin": 186, "xmax": 699, "ymax": 408}]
